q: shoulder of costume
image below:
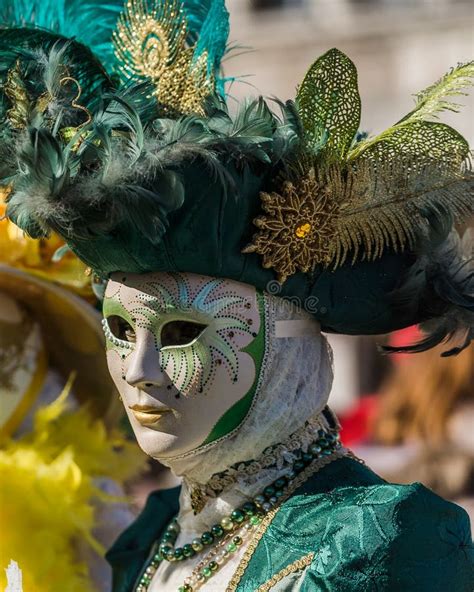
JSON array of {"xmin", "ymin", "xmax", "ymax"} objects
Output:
[
  {"xmin": 106, "ymin": 486, "xmax": 181, "ymax": 592},
  {"xmin": 381, "ymin": 482, "xmax": 473, "ymax": 590},
  {"xmin": 277, "ymin": 458, "xmax": 471, "ymax": 543},
  {"xmin": 244, "ymin": 461, "xmax": 472, "ymax": 591}
]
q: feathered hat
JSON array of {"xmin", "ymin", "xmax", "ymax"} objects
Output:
[{"xmin": 1, "ymin": 0, "xmax": 473, "ymax": 354}]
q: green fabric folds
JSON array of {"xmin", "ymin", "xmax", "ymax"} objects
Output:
[{"xmin": 106, "ymin": 457, "xmax": 474, "ymax": 592}]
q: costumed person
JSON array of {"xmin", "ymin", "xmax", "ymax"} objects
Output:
[
  {"xmin": 1, "ymin": 1, "xmax": 474, "ymax": 591},
  {"xmin": 0, "ymin": 191, "xmax": 144, "ymax": 592}
]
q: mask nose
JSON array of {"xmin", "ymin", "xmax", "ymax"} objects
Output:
[{"xmin": 125, "ymin": 334, "xmax": 167, "ymax": 389}]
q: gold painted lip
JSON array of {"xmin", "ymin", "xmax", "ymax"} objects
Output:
[
  {"xmin": 129, "ymin": 404, "xmax": 171, "ymax": 413},
  {"xmin": 129, "ymin": 404, "xmax": 173, "ymax": 426}
]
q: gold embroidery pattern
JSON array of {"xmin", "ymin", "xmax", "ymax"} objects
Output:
[
  {"xmin": 225, "ymin": 448, "xmax": 348, "ymax": 592},
  {"xmin": 242, "ymin": 168, "xmax": 338, "ymax": 284},
  {"xmin": 4, "ymin": 61, "xmax": 30, "ymax": 129},
  {"xmin": 244, "ymin": 151, "xmax": 472, "ymax": 283},
  {"xmin": 58, "ymin": 77, "xmax": 92, "ymax": 128},
  {"xmin": 256, "ymin": 552, "xmax": 315, "ymax": 592},
  {"xmin": 4, "ymin": 62, "xmax": 91, "ymax": 144},
  {"xmin": 113, "ymin": 0, "xmax": 214, "ymax": 116},
  {"xmin": 189, "ymin": 487, "xmax": 206, "ymax": 515}
]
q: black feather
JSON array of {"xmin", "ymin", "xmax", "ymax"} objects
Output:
[{"xmin": 384, "ymin": 231, "xmax": 474, "ymax": 356}]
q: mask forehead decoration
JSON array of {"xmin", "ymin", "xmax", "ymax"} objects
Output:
[{"xmin": 103, "ymin": 273, "xmax": 261, "ymax": 399}]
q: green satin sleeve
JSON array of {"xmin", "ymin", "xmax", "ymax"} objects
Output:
[
  {"xmin": 238, "ymin": 460, "xmax": 474, "ymax": 592},
  {"xmin": 385, "ymin": 482, "xmax": 473, "ymax": 591}
]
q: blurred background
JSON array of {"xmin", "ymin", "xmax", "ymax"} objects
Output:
[{"xmin": 225, "ymin": 0, "xmax": 473, "ymax": 143}]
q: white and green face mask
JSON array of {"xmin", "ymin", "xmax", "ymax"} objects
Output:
[{"xmin": 103, "ymin": 272, "xmax": 266, "ymax": 459}]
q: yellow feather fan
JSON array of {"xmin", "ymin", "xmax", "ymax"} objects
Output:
[{"xmin": 0, "ymin": 379, "xmax": 145, "ymax": 592}]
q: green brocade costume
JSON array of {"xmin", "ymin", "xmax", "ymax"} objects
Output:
[{"xmin": 107, "ymin": 457, "xmax": 473, "ymax": 591}]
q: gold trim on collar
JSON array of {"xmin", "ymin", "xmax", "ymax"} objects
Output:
[
  {"xmin": 256, "ymin": 552, "xmax": 315, "ymax": 592},
  {"xmin": 225, "ymin": 448, "xmax": 348, "ymax": 592}
]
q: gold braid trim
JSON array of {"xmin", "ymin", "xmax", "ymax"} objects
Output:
[
  {"xmin": 255, "ymin": 552, "xmax": 315, "ymax": 592},
  {"xmin": 225, "ymin": 448, "xmax": 348, "ymax": 592},
  {"xmin": 4, "ymin": 61, "xmax": 30, "ymax": 129},
  {"xmin": 188, "ymin": 414, "xmax": 329, "ymax": 514}
]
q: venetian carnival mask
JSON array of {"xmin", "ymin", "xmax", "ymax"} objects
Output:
[{"xmin": 103, "ymin": 272, "xmax": 266, "ymax": 458}]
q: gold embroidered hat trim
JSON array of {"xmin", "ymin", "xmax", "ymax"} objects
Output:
[{"xmin": 242, "ymin": 168, "xmax": 338, "ymax": 284}]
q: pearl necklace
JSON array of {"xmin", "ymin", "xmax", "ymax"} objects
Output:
[{"xmin": 135, "ymin": 426, "xmax": 341, "ymax": 592}]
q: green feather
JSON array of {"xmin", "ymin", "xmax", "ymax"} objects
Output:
[
  {"xmin": 349, "ymin": 62, "xmax": 473, "ymax": 161},
  {"xmin": 0, "ymin": 29, "xmax": 114, "ymax": 117},
  {"xmin": 0, "ymin": 0, "xmax": 123, "ymax": 70},
  {"xmin": 398, "ymin": 61, "xmax": 474, "ymax": 124},
  {"xmin": 6, "ymin": 126, "xmax": 71, "ymax": 237}
]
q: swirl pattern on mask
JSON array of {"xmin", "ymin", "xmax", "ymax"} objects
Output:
[{"xmin": 103, "ymin": 273, "xmax": 255, "ymax": 397}]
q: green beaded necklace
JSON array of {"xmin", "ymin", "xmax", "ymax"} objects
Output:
[{"xmin": 134, "ymin": 427, "xmax": 341, "ymax": 592}]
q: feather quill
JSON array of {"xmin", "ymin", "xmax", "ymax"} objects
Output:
[{"xmin": 330, "ymin": 156, "xmax": 474, "ymax": 268}]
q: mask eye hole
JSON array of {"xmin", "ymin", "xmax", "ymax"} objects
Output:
[
  {"xmin": 107, "ymin": 315, "xmax": 136, "ymax": 343},
  {"xmin": 161, "ymin": 320, "xmax": 207, "ymax": 347}
]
